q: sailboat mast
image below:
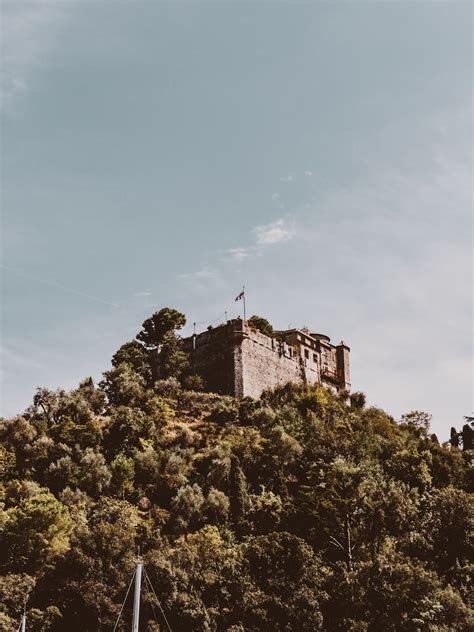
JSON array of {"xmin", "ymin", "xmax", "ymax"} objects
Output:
[
  {"xmin": 20, "ymin": 601, "xmax": 26, "ymax": 632},
  {"xmin": 131, "ymin": 557, "xmax": 143, "ymax": 632}
]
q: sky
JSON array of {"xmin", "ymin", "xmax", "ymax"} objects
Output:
[{"xmin": 1, "ymin": 0, "xmax": 472, "ymax": 439}]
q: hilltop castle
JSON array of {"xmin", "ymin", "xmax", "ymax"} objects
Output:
[{"xmin": 183, "ymin": 319, "xmax": 350, "ymax": 399}]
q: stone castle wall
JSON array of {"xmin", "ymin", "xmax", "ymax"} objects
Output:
[
  {"xmin": 183, "ymin": 324, "xmax": 237, "ymax": 396},
  {"xmin": 237, "ymin": 326, "xmax": 320, "ymax": 399},
  {"xmin": 184, "ymin": 320, "xmax": 344, "ymax": 399}
]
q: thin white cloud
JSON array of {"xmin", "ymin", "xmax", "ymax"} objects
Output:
[
  {"xmin": 178, "ymin": 267, "xmax": 221, "ymax": 281},
  {"xmin": 304, "ymin": 170, "xmax": 313, "ymax": 176},
  {"xmin": 228, "ymin": 247, "xmax": 252, "ymax": 261},
  {"xmin": 254, "ymin": 218, "xmax": 295, "ymax": 246},
  {"xmin": 134, "ymin": 291, "xmax": 152, "ymax": 297},
  {"xmin": 220, "ymin": 217, "xmax": 295, "ymax": 264},
  {"xmin": 280, "ymin": 175, "xmax": 294, "ymax": 183}
]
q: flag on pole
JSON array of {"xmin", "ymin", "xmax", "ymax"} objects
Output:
[{"xmin": 235, "ymin": 289, "xmax": 245, "ymax": 301}]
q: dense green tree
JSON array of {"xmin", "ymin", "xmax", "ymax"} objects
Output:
[
  {"xmin": 157, "ymin": 331, "xmax": 190, "ymax": 380},
  {"xmin": 248, "ymin": 315, "xmax": 273, "ymax": 337},
  {"xmin": 110, "ymin": 453, "xmax": 135, "ymax": 497},
  {"xmin": 350, "ymin": 391, "xmax": 366, "ymax": 409},
  {"xmin": 229, "ymin": 454, "xmax": 249, "ymax": 535},
  {"xmin": 450, "ymin": 426, "xmax": 461, "ymax": 448},
  {"xmin": 136, "ymin": 307, "xmax": 186, "ymax": 349},
  {"xmin": 99, "ymin": 363, "xmax": 146, "ymax": 408},
  {"xmin": 461, "ymin": 423, "xmax": 473, "ymax": 451},
  {"xmin": 202, "ymin": 488, "xmax": 229, "ymax": 526},
  {"xmin": 78, "ymin": 449, "xmax": 111, "ymax": 497},
  {"xmin": 135, "ymin": 308, "xmax": 189, "ymax": 381},
  {"xmin": 170, "ymin": 483, "xmax": 205, "ymax": 533},
  {"xmin": 241, "ymin": 532, "xmax": 326, "ymax": 630},
  {"xmin": 1, "ymin": 490, "xmax": 73, "ymax": 572},
  {"xmin": 111, "ymin": 340, "xmax": 152, "ymax": 385},
  {"xmin": 400, "ymin": 410, "xmax": 432, "ymax": 435}
]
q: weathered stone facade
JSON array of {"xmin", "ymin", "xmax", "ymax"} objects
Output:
[{"xmin": 183, "ymin": 319, "xmax": 350, "ymax": 399}]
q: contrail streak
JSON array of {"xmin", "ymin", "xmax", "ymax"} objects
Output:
[{"xmin": 0, "ymin": 264, "xmax": 119, "ymax": 308}]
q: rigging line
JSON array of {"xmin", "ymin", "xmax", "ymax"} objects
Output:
[
  {"xmin": 195, "ymin": 315, "xmax": 225, "ymax": 325},
  {"xmin": 185, "ymin": 313, "xmax": 227, "ymax": 328},
  {"xmin": 144, "ymin": 568, "xmax": 173, "ymax": 632},
  {"xmin": 112, "ymin": 568, "xmax": 136, "ymax": 632},
  {"xmin": 143, "ymin": 567, "xmax": 173, "ymax": 632},
  {"xmin": 142, "ymin": 566, "xmax": 160, "ymax": 626}
]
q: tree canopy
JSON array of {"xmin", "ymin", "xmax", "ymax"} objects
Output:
[{"xmin": 136, "ymin": 308, "xmax": 186, "ymax": 350}]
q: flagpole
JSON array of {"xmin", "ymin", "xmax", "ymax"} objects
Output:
[{"xmin": 242, "ymin": 286, "xmax": 246, "ymax": 322}]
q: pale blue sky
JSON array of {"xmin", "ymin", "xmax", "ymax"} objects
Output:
[{"xmin": 1, "ymin": 1, "xmax": 472, "ymax": 438}]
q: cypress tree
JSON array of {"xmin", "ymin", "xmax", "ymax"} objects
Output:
[{"xmin": 229, "ymin": 454, "xmax": 248, "ymax": 535}]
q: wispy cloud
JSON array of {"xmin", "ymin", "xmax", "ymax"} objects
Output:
[
  {"xmin": 280, "ymin": 175, "xmax": 294, "ymax": 183},
  {"xmin": 304, "ymin": 170, "xmax": 313, "ymax": 177},
  {"xmin": 224, "ymin": 216, "xmax": 295, "ymax": 262},
  {"xmin": 134, "ymin": 291, "xmax": 152, "ymax": 297},
  {"xmin": 254, "ymin": 218, "xmax": 295, "ymax": 246},
  {"xmin": 178, "ymin": 267, "xmax": 221, "ymax": 281},
  {"xmin": 227, "ymin": 247, "xmax": 252, "ymax": 262}
]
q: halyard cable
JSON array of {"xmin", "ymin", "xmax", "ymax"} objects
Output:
[
  {"xmin": 142, "ymin": 567, "xmax": 160, "ymax": 627},
  {"xmin": 112, "ymin": 568, "xmax": 136, "ymax": 632},
  {"xmin": 143, "ymin": 566, "xmax": 173, "ymax": 632}
]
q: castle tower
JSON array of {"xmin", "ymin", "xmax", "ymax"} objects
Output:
[{"xmin": 336, "ymin": 341, "xmax": 351, "ymax": 392}]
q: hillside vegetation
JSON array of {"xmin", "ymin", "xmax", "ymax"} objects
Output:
[{"xmin": 1, "ymin": 309, "xmax": 472, "ymax": 631}]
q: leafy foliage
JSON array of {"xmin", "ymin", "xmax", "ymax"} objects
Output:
[
  {"xmin": 0, "ymin": 310, "xmax": 472, "ymax": 631},
  {"xmin": 248, "ymin": 315, "xmax": 273, "ymax": 337},
  {"xmin": 136, "ymin": 307, "xmax": 186, "ymax": 350}
]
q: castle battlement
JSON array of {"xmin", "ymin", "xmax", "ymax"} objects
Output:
[{"xmin": 183, "ymin": 319, "xmax": 350, "ymax": 399}]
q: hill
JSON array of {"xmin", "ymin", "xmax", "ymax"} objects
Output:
[{"xmin": 0, "ymin": 310, "xmax": 472, "ymax": 631}]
